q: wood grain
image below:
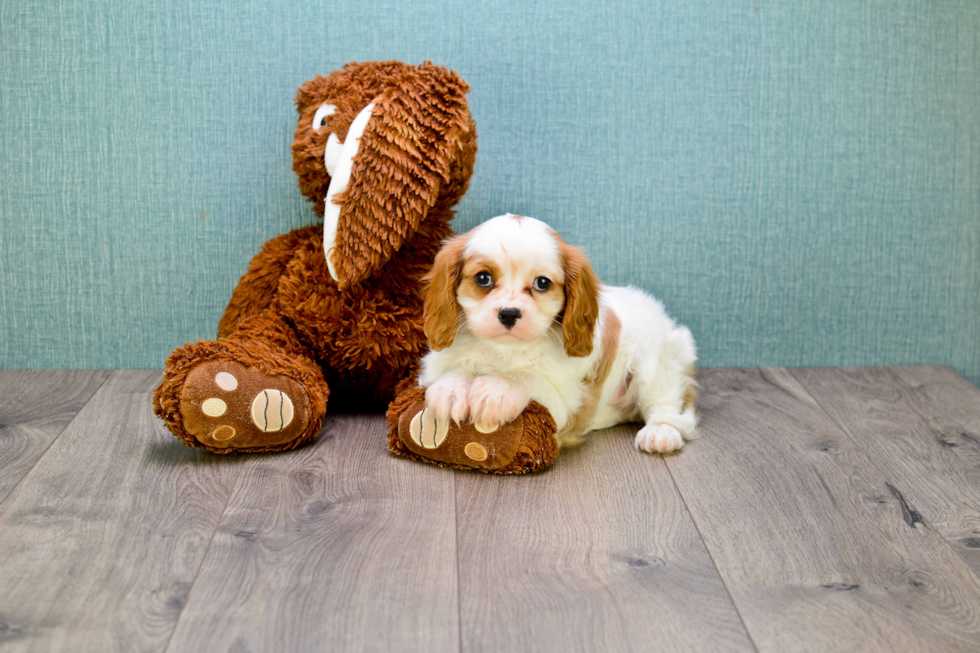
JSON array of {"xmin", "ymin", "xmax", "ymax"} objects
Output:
[
  {"xmin": 454, "ymin": 424, "xmax": 754, "ymax": 653},
  {"xmin": 0, "ymin": 370, "xmax": 111, "ymax": 505},
  {"xmin": 0, "ymin": 370, "xmax": 243, "ymax": 652},
  {"xmin": 791, "ymin": 366, "xmax": 980, "ymax": 576},
  {"xmin": 165, "ymin": 414, "xmax": 460, "ymax": 653},
  {"xmin": 5, "ymin": 367, "xmax": 980, "ymax": 652},
  {"xmin": 665, "ymin": 367, "xmax": 980, "ymax": 652}
]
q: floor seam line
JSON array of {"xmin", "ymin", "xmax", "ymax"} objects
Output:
[
  {"xmin": 453, "ymin": 469, "xmax": 464, "ymax": 653},
  {"xmin": 0, "ymin": 369, "xmax": 115, "ymax": 510},
  {"xmin": 161, "ymin": 452, "xmax": 250, "ymax": 653},
  {"xmin": 663, "ymin": 436, "xmax": 761, "ymax": 653}
]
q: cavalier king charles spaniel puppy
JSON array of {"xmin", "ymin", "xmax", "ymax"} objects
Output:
[{"xmin": 418, "ymin": 213, "xmax": 698, "ymax": 453}]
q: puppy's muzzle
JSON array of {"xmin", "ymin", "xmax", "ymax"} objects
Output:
[{"xmin": 497, "ymin": 307, "xmax": 522, "ymax": 329}]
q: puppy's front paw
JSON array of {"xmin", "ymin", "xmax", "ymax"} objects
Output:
[
  {"xmin": 635, "ymin": 423, "xmax": 684, "ymax": 454},
  {"xmin": 468, "ymin": 375, "xmax": 530, "ymax": 430},
  {"xmin": 425, "ymin": 373, "xmax": 473, "ymax": 424}
]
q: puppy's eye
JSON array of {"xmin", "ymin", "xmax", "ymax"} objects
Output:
[
  {"xmin": 533, "ymin": 276, "xmax": 552, "ymax": 292},
  {"xmin": 475, "ymin": 271, "xmax": 493, "ymax": 288}
]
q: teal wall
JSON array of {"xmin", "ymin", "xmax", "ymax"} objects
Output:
[{"xmin": 2, "ymin": 0, "xmax": 978, "ymax": 385}]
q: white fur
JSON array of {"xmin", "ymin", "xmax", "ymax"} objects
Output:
[{"xmin": 420, "ymin": 214, "xmax": 699, "ymax": 454}]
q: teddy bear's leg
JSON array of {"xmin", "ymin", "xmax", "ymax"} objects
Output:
[{"xmin": 154, "ymin": 308, "xmax": 329, "ymax": 454}]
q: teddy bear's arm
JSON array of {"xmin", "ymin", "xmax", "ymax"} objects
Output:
[{"xmin": 217, "ymin": 225, "xmax": 319, "ymax": 338}]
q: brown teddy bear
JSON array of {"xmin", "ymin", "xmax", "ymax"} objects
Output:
[{"xmin": 153, "ymin": 61, "xmax": 479, "ymax": 454}]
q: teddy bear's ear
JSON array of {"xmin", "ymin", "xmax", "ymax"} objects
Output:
[{"xmin": 328, "ymin": 65, "xmax": 474, "ymax": 289}]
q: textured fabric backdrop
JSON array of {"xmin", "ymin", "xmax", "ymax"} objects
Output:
[{"xmin": 1, "ymin": 0, "xmax": 978, "ymax": 385}]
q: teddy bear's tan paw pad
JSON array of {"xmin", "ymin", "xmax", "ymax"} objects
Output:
[
  {"xmin": 463, "ymin": 442, "xmax": 488, "ymax": 461},
  {"xmin": 250, "ymin": 389, "xmax": 295, "ymax": 432},
  {"xmin": 408, "ymin": 407, "xmax": 450, "ymax": 449}
]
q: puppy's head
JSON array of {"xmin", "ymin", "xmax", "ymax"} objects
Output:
[{"xmin": 424, "ymin": 214, "xmax": 600, "ymax": 356}]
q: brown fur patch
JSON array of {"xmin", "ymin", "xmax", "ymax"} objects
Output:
[
  {"xmin": 556, "ymin": 307, "xmax": 622, "ymax": 444},
  {"xmin": 457, "ymin": 277, "xmax": 491, "ymax": 304},
  {"xmin": 457, "ymin": 257, "xmax": 504, "ymax": 307},
  {"xmin": 423, "ymin": 234, "xmax": 470, "ymax": 350},
  {"xmin": 558, "ymin": 241, "xmax": 601, "ymax": 357},
  {"xmin": 461, "ymin": 257, "xmax": 502, "ymax": 287},
  {"xmin": 534, "ymin": 276, "xmax": 565, "ymax": 302}
]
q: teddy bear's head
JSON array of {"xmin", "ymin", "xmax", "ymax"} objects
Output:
[{"xmin": 292, "ymin": 61, "xmax": 477, "ymax": 289}]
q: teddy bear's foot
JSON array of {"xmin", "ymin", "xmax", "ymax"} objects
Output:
[
  {"xmin": 179, "ymin": 361, "xmax": 312, "ymax": 451},
  {"xmin": 386, "ymin": 386, "xmax": 559, "ymax": 474}
]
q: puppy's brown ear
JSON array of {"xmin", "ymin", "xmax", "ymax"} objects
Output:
[
  {"xmin": 332, "ymin": 64, "xmax": 474, "ymax": 288},
  {"xmin": 560, "ymin": 243, "xmax": 600, "ymax": 357},
  {"xmin": 423, "ymin": 234, "xmax": 468, "ymax": 351}
]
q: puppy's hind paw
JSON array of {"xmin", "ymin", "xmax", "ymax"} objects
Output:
[{"xmin": 635, "ymin": 423, "xmax": 684, "ymax": 454}]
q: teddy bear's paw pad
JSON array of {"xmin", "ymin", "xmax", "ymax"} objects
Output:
[
  {"xmin": 408, "ymin": 407, "xmax": 450, "ymax": 449},
  {"xmin": 251, "ymin": 389, "xmax": 294, "ymax": 432},
  {"xmin": 463, "ymin": 442, "xmax": 488, "ymax": 461},
  {"xmin": 179, "ymin": 361, "xmax": 310, "ymax": 450}
]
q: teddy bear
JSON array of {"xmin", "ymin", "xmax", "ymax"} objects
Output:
[{"xmin": 153, "ymin": 61, "xmax": 479, "ymax": 454}]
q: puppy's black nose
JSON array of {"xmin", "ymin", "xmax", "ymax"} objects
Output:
[{"xmin": 497, "ymin": 307, "xmax": 522, "ymax": 329}]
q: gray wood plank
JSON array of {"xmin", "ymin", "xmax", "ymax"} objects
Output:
[
  {"xmin": 0, "ymin": 370, "xmax": 111, "ymax": 504},
  {"xmin": 665, "ymin": 367, "xmax": 980, "ymax": 653},
  {"xmin": 791, "ymin": 366, "xmax": 980, "ymax": 576},
  {"xmin": 455, "ymin": 424, "xmax": 754, "ymax": 653},
  {"xmin": 0, "ymin": 370, "xmax": 243, "ymax": 652},
  {"xmin": 165, "ymin": 414, "xmax": 460, "ymax": 653}
]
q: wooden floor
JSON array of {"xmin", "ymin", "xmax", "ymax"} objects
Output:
[{"xmin": 1, "ymin": 367, "xmax": 979, "ymax": 652}]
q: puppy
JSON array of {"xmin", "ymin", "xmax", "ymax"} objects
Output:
[{"xmin": 419, "ymin": 213, "xmax": 698, "ymax": 453}]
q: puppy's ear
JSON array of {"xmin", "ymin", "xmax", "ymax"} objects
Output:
[
  {"xmin": 423, "ymin": 234, "xmax": 468, "ymax": 351},
  {"xmin": 560, "ymin": 243, "xmax": 600, "ymax": 357}
]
